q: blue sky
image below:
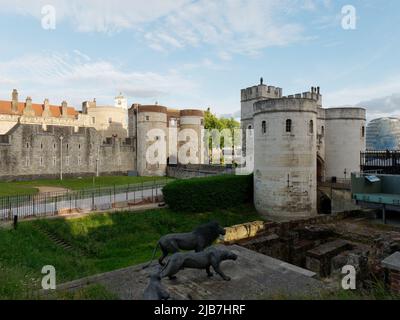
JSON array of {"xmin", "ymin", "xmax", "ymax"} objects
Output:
[{"xmin": 0, "ymin": 0, "xmax": 399, "ymax": 120}]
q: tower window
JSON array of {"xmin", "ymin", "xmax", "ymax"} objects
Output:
[
  {"xmin": 109, "ymin": 117, "xmax": 112, "ymax": 124},
  {"xmin": 262, "ymin": 121, "xmax": 267, "ymax": 134},
  {"xmin": 146, "ymin": 116, "xmax": 150, "ymax": 121},
  {"xmin": 321, "ymin": 126, "xmax": 325, "ymax": 137},
  {"xmin": 362, "ymin": 126, "xmax": 365, "ymax": 138},
  {"xmin": 285, "ymin": 119, "xmax": 292, "ymax": 133},
  {"xmin": 309, "ymin": 120, "xmax": 314, "ymax": 134}
]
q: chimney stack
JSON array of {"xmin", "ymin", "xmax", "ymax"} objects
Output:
[
  {"xmin": 23, "ymin": 97, "xmax": 35, "ymax": 116},
  {"xmin": 11, "ymin": 89, "xmax": 18, "ymax": 113},
  {"xmin": 61, "ymin": 101, "xmax": 68, "ymax": 118}
]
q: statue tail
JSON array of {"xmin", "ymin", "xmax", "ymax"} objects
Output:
[
  {"xmin": 142, "ymin": 242, "xmax": 160, "ymax": 269},
  {"xmin": 158, "ymin": 257, "xmax": 171, "ymax": 278}
]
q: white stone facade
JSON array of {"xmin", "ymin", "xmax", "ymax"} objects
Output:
[{"xmin": 242, "ymin": 81, "xmax": 366, "ymax": 218}]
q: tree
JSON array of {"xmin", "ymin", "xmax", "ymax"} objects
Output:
[{"xmin": 203, "ymin": 108, "xmax": 240, "ymax": 164}]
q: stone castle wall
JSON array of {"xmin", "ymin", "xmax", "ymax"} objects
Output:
[{"xmin": 0, "ymin": 124, "xmax": 135, "ymax": 181}]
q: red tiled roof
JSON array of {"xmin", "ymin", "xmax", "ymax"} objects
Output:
[{"xmin": 0, "ymin": 100, "xmax": 78, "ymax": 118}]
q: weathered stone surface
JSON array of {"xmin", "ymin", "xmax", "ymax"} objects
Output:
[
  {"xmin": 306, "ymin": 240, "xmax": 352, "ymax": 277},
  {"xmin": 223, "ymin": 221, "xmax": 265, "ymax": 243},
  {"xmin": 55, "ymin": 245, "xmax": 324, "ymax": 300},
  {"xmin": 331, "ymin": 249, "xmax": 370, "ymax": 287},
  {"xmin": 307, "ymin": 240, "xmax": 351, "ymax": 259},
  {"xmin": 0, "ymin": 124, "xmax": 135, "ymax": 181},
  {"xmin": 381, "ymin": 252, "xmax": 400, "ymax": 272},
  {"xmin": 295, "ymin": 225, "xmax": 335, "ymax": 240}
]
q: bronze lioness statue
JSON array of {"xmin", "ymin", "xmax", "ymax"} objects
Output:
[
  {"xmin": 159, "ymin": 247, "xmax": 237, "ymax": 281},
  {"xmin": 143, "ymin": 273, "xmax": 170, "ymax": 300},
  {"xmin": 143, "ymin": 221, "xmax": 226, "ymax": 269}
]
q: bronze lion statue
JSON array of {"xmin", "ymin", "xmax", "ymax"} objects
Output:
[
  {"xmin": 142, "ymin": 273, "xmax": 170, "ymax": 300},
  {"xmin": 143, "ymin": 221, "xmax": 226, "ymax": 269},
  {"xmin": 159, "ymin": 246, "xmax": 238, "ymax": 281}
]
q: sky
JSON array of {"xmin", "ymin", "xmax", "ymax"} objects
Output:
[{"xmin": 0, "ymin": 0, "xmax": 399, "ymax": 121}]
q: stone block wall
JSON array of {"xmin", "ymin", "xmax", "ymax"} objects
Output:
[
  {"xmin": 0, "ymin": 123, "xmax": 135, "ymax": 181},
  {"xmin": 166, "ymin": 164, "xmax": 234, "ymax": 179}
]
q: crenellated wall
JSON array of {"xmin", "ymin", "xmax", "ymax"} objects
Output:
[
  {"xmin": 0, "ymin": 124, "xmax": 135, "ymax": 181},
  {"xmin": 241, "ymin": 80, "xmax": 366, "ymax": 218}
]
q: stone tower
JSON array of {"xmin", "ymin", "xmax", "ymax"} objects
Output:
[
  {"xmin": 253, "ymin": 96, "xmax": 318, "ymax": 218},
  {"xmin": 136, "ymin": 105, "xmax": 168, "ymax": 176},
  {"xmin": 178, "ymin": 109, "xmax": 205, "ymax": 165}
]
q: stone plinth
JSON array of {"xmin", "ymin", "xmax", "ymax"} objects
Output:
[
  {"xmin": 381, "ymin": 252, "xmax": 400, "ymax": 295},
  {"xmin": 55, "ymin": 245, "xmax": 324, "ymax": 300},
  {"xmin": 306, "ymin": 240, "xmax": 351, "ymax": 277}
]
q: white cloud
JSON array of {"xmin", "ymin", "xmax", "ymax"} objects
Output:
[
  {"xmin": 0, "ymin": 0, "xmax": 189, "ymax": 33},
  {"xmin": 324, "ymin": 76, "xmax": 400, "ymax": 121},
  {"xmin": 325, "ymin": 75, "xmax": 400, "ymax": 107},
  {"xmin": 0, "ymin": 0, "xmax": 314, "ymax": 55},
  {"xmin": 144, "ymin": 0, "xmax": 306, "ymax": 55},
  {"xmin": 0, "ymin": 51, "xmax": 196, "ymax": 108}
]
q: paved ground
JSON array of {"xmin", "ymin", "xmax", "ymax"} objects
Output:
[
  {"xmin": 36, "ymin": 186, "xmax": 71, "ymax": 194},
  {"xmin": 56, "ymin": 245, "xmax": 325, "ymax": 300}
]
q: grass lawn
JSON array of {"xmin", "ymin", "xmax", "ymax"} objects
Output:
[
  {"xmin": 0, "ymin": 176, "xmax": 170, "ymax": 197},
  {"xmin": 0, "ymin": 204, "xmax": 262, "ymax": 299}
]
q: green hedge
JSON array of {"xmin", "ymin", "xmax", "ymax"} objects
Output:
[{"xmin": 162, "ymin": 174, "xmax": 253, "ymax": 212}]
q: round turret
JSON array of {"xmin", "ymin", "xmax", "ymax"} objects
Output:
[
  {"xmin": 324, "ymin": 107, "xmax": 366, "ymax": 179},
  {"xmin": 136, "ymin": 105, "xmax": 168, "ymax": 176},
  {"xmin": 253, "ymin": 97, "xmax": 318, "ymax": 218},
  {"xmin": 178, "ymin": 109, "xmax": 205, "ymax": 164}
]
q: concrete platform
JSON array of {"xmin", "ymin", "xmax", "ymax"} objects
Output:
[{"xmin": 56, "ymin": 245, "xmax": 325, "ymax": 300}]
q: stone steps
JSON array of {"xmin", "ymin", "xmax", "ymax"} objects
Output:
[
  {"xmin": 32, "ymin": 223, "xmax": 86, "ymax": 256},
  {"xmin": 306, "ymin": 239, "xmax": 352, "ymax": 278}
]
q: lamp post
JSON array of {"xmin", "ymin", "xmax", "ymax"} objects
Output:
[
  {"xmin": 96, "ymin": 139, "xmax": 100, "ymax": 177},
  {"xmin": 59, "ymin": 136, "xmax": 64, "ymax": 180}
]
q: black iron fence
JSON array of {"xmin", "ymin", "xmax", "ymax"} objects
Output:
[
  {"xmin": 0, "ymin": 178, "xmax": 169, "ymax": 222},
  {"xmin": 361, "ymin": 150, "xmax": 400, "ymax": 174}
]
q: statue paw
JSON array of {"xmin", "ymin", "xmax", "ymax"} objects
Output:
[{"xmin": 223, "ymin": 276, "xmax": 231, "ymax": 281}]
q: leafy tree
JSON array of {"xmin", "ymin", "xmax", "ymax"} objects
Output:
[{"xmin": 203, "ymin": 108, "xmax": 240, "ymax": 164}]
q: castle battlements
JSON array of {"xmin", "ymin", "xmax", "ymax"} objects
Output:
[
  {"xmin": 241, "ymin": 79, "xmax": 366, "ymax": 219},
  {"xmin": 241, "ymin": 82, "xmax": 283, "ymax": 102},
  {"xmin": 279, "ymin": 87, "xmax": 322, "ymax": 107}
]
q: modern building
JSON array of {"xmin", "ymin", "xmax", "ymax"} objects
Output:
[{"xmin": 366, "ymin": 117, "xmax": 400, "ymax": 150}]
